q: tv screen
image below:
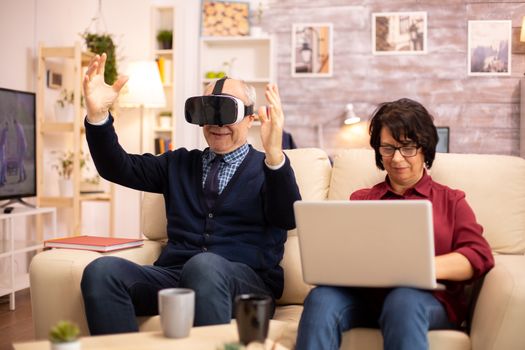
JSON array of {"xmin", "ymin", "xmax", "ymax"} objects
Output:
[{"xmin": 0, "ymin": 87, "xmax": 36, "ymax": 201}]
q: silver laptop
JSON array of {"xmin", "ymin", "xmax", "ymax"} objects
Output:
[{"xmin": 294, "ymin": 200, "xmax": 443, "ymax": 290}]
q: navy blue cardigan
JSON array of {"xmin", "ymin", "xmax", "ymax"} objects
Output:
[{"xmin": 85, "ymin": 116, "xmax": 301, "ymax": 298}]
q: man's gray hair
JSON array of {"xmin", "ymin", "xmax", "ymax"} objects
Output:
[{"xmin": 242, "ymin": 81, "xmax": 256, "ymax": 107}]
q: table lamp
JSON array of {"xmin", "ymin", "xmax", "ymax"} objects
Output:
[
  {"xmin": 119, "ymin": 61, "xmax": 167, "ymax": 152},
  {"xmin": 317, "ymin": 103, "xmax": 360, "ymax": 149}
]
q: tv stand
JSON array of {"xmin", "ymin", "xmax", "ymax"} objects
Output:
[{"xmin": 0, "ymin": 198, "xmax": 36, "ymax": 209}]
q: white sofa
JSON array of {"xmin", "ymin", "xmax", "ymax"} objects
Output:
[{"xmin": 30, "ymin": 148, "xmax": 525, "ymax": 349}]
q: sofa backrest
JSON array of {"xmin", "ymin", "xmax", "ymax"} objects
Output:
[
  {"xmin": 329, "ymin": 149, "xmax": 525, "ymax": 255},
  {"xmin": 140, "ymin": 148, "xmax": 332, "ymax": 304}
]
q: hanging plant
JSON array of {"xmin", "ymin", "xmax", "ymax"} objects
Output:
[{"xmin": 82, "ymin": 33, "xmax": 118, "ymax": 85}]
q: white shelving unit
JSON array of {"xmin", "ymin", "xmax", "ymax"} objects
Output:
[
  {"xmin": 200, "ymin": 35, "xmax": 275, "ymax": 108},
  {"xmin": 199, "ymin": 35, "xmax": 275, "ymax": 150},
  {"xmin": 0, "ymin": 206, "xmax": 56, "ymax": 310},
  {"xmin": 151, "ymin": 5, "xmax": 176, "ymax": 155}
]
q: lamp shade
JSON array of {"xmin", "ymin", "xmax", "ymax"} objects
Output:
[
  {"xmin": 343, "ymin": 103, "xmax": 360, "ymax": 125},
  {"xmin": 119, "ymin": 61, "xmax": 166, "ymax": 108}
]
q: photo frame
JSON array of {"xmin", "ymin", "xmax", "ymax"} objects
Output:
[
  {"xmin": 436, "ymin": 127, "xmax": 450, "ymax": 153},
  {"xmin": 201, "ymin": 1, "xmax": 250, "ymax": 37},
  {"xmin": 291, "ymin": 23, "xmax": 333, "ymax": 77},
  {"xmin": 46, "ymin": 69, "xmax": 62, "ymax": 89},
  {"xmin": 372, "ymin": 12, "xmax": 427, "ymax": 55},
  {"xmin": 468, "ymin": 20, "xmax": 511, "ymax": 76}
]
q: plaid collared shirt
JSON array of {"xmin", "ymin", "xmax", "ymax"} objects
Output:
[{"xmin": 202, "ymin": 143, "xmax": 249, "ymax": 194}]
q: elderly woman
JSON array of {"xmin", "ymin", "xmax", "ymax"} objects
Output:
[{"xmin": 295, "ymin": 98, "xmax": 494, "ymax": 350}]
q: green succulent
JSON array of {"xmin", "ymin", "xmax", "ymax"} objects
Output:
[
  {"xmin": 49, "ymin": 320, "xmax": 80, "ymax": 343},
  {"xmin": 157, "ymin": 30, "xmax": 173, "ymax": 48}
]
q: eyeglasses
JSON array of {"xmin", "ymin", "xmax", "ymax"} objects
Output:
[{"xmin": 379, "ymin": 145, "xmax": 420, "ymax": 157}]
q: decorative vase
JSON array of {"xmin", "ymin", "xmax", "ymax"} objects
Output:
[
  {"xmin": 58, "ymin": 179, "xmax": 74, "ymax": 197},
  {"xmin": 51, "ymin": 340, "xmax": 81, "ymax": 350},
  {"xmin": 54, "ymin": 104, "xmax": 75, "ymax": 122}
]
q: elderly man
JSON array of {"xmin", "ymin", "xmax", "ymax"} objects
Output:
[{"xmin": 80, "ymin": 53, "xmax": 301, "ymax": 335}]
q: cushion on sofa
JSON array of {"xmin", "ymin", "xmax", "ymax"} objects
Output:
[
  {"xmin": 328, "ymin": 149, "xmax": 385, "ymax": 200},
  {"xmin": 431, "ymin": 153, "xmax": 525, "ymax": 254}
]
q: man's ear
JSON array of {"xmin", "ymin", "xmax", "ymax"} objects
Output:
[{"xmin": 246, "ymin": 114, "xmax": 255, "ymax": 128}]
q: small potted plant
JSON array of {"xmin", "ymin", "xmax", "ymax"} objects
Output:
[
  {"xmin": 158, "ymin": 111, "xmax": 172, "ymax": 129},
  {"xmin": 52, "ymin": 150, "xmax": 89, "ymax": 197},
  {"xmin": 156, "ymin": 30, "xmax": 173, "ymax": 50},
  {"xmin": 54, "ymin": 89, "xmax": 85, "ymax": 122},
  {"xmin": 250, "ymin": 2, "xmax": 264, "ymax": 37},
  {"xmin": 49, "ymin": 320, "xmax": 80, "ymax": 350}
]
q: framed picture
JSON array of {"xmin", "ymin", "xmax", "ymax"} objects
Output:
[
  {"xmin": 372, "ymin": 12, "xmax": 427, "ymax": 55},
  {"xmin": 46, "ymin": 69, "xmax": 62, "ymax": 89},
  {"xmin": 436, "ymin": 127, "xmax": 450, "ymax": 153},
  {"xmin": 468, "ymin": 20, "xmax": 511, "ymax": 76},
  {"xmin": 201, "ymin": 1, "xmax": 250, "ymax": 37},
  {"xmin": 291, "ymin": 23, "xmax": 333, "ymax": 77}
]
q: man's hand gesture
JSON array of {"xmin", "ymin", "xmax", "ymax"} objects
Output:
[
  {"xmin": 83, "ymin": 53, "xmax": 128, "ymax": 123},
  {"xmin": 258, "ymin": 84, "xmax": 285, "ymax": 166}
]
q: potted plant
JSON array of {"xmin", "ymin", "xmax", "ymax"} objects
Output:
[
  {"xmin": 82, "ymin": 32, "xmax": 118, "ymax": 84},
  {"xmin": 158, "ymin": 111, "xmax": 172, "ymax": 129},
  {"xmin": 54, "ymin": 89, "xmax": 84, "ymax": 122},
  {"xmin": 49, "ymin": 320, "xmax": 80, "ymax": 350},
  {"xmin": 52, "ymin": 150, "xmax": 89, "ymax": 197},
  {"xmin": 250, "ymin": 2, "xmax": 264, "ymax": 36},
  {"xmin": 157, "ymin": 30, "xmax": 173, "ymax": 50}
]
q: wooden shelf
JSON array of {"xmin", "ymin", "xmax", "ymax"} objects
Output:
[
  {"xmin": 37, "ymin": 43, "xmax": 115, "ymax": 236},
  {"xmin": 40, "ymin": 46, "xmax": 94, "ymax": 64}
]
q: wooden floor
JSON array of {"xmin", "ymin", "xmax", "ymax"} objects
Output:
[{"xmin": 0, "ymin": 289, "xmax": 34, "ymax": 350}]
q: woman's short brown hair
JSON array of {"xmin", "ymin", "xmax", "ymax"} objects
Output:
[{"xmin": 369, "ymin": 98, "xmax": 438, "ymax": 170}]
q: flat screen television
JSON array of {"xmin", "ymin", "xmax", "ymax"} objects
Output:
[{"xmin": 0, "ymin": 87, "xmax": 36, "ymax": 207}]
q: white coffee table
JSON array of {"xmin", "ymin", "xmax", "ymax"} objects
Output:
[{"xmin": 13, "ymin": 320, "xmax": 295, "ymax": 350}]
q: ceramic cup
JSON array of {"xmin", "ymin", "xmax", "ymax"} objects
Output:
[
  {"xmin": 158, "ymin": 288, "xmax": 195, "ymax": 338},
  {"xmin": 234, "ymin": 294, "xmax": 272, "ymax": 345}
]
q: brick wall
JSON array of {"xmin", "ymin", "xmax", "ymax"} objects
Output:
[{"xmin": 263, "ymin": 0, "xmax": 525, "ymax": 155}]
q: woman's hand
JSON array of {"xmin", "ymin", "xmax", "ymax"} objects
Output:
[
  {"xmin": 83, "ymin": 53, "xmax": 128, "ymax": 123},
  {"xmin": 258, "ymin": 84, "xmax": 284, "ymax": 166}
]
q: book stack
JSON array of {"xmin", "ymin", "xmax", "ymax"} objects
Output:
[
  {"xmin": 154, "ymin": 137, "xmax": 173, "ymax": 154},
  {"xmin": 44, "ymin": 235, "xmax": 143, "ymax": 252}
]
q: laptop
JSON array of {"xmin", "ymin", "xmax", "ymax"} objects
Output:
[{"xmin": 294, "ymin": 200, "xmax": 444, "ymax": 290}]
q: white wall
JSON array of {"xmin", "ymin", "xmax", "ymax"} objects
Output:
[{"xmin": 0, "ymin": 0, "xmax": 156, "ymax": 237}]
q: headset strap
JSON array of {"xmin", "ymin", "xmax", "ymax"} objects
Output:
[{"xmin": 212, "ymin": 77, "xmax": 228, "ymax": 95}]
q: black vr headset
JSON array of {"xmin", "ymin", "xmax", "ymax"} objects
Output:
[{"xmin": 184, "ymin": 77, "xmax": 254, "ymax": 127}]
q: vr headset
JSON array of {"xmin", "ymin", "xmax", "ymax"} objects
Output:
[{"xmin": 184, "ymin": 77, "xmax": 254, "ymax": 126}]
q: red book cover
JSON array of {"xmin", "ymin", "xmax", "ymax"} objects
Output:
[{"xmin": 44, "ymin": 235, "xmax": 144, "ymax": 252}]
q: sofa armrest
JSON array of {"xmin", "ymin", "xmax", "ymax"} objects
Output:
[
  {"xmin": 29, "ymin": 240, "xmax": 163, "ymax": 339},
  {"xmin": 470, "ymin": 255, "xmax": 525, "ymax": 350}
]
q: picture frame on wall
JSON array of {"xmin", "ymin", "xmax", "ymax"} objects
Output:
[
  {"xmin": 291, "ymin": 23, "xmax": 333, "ymax": 77},
  {"xmin": 467, "ymin": 20, "xmax": 511, "ymax": 76},
  {"xmin": 201, "ymin": 1, "xmax": 250, "ymax": 37},
  {"xmin": 372, "ymin": 12, "xmax": 427, "ymax": 55}
]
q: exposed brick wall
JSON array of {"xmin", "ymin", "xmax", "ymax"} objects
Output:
[{"xmin": 263, "ymin": 0, "xmax": 525, "ymax": 155}]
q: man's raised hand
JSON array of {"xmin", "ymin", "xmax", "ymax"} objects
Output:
[{"xmin": 83, "ymin": 53, "xmax": 128, "ymax": 123}]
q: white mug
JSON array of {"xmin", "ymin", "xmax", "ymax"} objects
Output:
[{"xmin": 158, "ymin": 288, "xmax": 195, "ymax": 338}]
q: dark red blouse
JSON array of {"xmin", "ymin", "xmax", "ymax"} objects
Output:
[{"xmin": 350, "ymin": 171, "xmax": 495, "ymax": 325}]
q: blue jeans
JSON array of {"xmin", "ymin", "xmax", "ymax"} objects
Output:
[
  {"xmin": 81, "ymin": 252, "xmax": 273, "ymax": 335},
  {"xmin": 296, "ymin": 286, "xmax": 454, "ymax": 350}
]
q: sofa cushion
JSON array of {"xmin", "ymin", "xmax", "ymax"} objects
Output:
[
  {"xmin": 431, "ymin": 153, "xmax": 525, "ymax": 254},
  {"xmin": 329, "ymin": 149, "xmax": 385, "ymax": 200},
  {"xmin": 279, "ymin": 148, "xmax": 332, "ymax": 305}
]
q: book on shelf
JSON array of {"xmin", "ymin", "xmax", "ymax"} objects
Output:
[
  {"xmin": 154, "ymin": 137, "xmax": 172, "ymax": 154},
  {"xmin": 44, "ymin": 235, "xmax": 144, "ymax": 252}
]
